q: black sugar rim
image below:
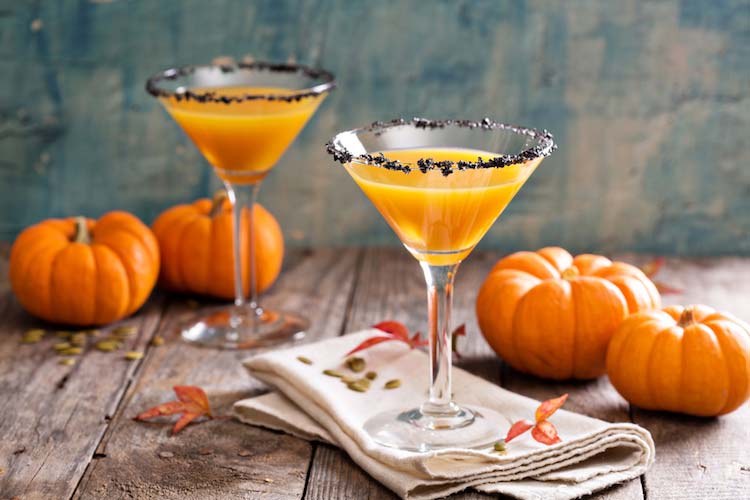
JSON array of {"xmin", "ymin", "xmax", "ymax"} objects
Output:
[
  {"xmin": 146, "ymin": 61, "xmax": 336, "ymax": 103},
  {"xmin": 326, "ymin": 118, "xmax": 555, "ymax": 176}
]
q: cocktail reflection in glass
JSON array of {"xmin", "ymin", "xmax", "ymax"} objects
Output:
[
  {"xmin": 327, "ymin": 118, "xmax": 555, "ymax": 451},
  {"xmin": 147, "ymin": 62, "xmax": 335, "ymax": 349}
]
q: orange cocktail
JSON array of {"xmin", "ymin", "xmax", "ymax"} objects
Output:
[
  {"xmin": 162, "ymin": 87, "xmax": 324, "ymax": 184},
  {"xmin": 345, "ymin": 148, "xmax": 540, "ymax": 265}
]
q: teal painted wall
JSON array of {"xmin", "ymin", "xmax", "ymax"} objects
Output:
[{"xmin": 1, "ymin": 0, "xmax": 748, "ymax": 255}]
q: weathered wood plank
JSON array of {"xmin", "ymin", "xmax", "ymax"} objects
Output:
[
  {"xmin": 0, "ymin": 291, "xmax": 166, "ymax": 500},
  {"xmin": 619, "ymin": 256, "xmax": 750, "ymax": 500},
  {"xmin": 73, "ymin": 249, "xmax": 361, "ymax": 499}
]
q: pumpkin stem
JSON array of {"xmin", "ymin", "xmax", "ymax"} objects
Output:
[
  {"xmin": 678, "ymin": 306, "xmax": 696, "ymax": 327},
  {"xmin": 210, "ymin": 189, "xmax": 229, "ymax": 217},
  {"xmin": 561, "ymin": 266, "xmax": 580, "ymax": 280},
  {"xmin": 73, "ymin": 216, "xmax": 91, "ymax": 244}
]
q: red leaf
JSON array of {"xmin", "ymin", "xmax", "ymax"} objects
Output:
[
  {"xmin": 640, "ymin": 257, "xmax": 665, "ymax": 277},
  {"xmin": 346, "ymin": 335, "xmax": 401, "ymax": 356},
  {"xmin": 535, "ymin": 393, "xmax": 568, "ymax": 422},
  {"xmin": 641, "ymin": 258, "xmax": 683, "ymax": 295},
  {"xmin": 505, "ymin": 419, "xmax": 534, "ymax": 442},
  {"xmin": 346, "ymin": 322, "xmax": 427, "ymax": 356},
  {"xmin": 654, "ymin": 281, "xmax": 683, "ymax": 295},
  {"xmin": 373, "ymin": 321, "xmax": 410, "ymax": 341},
  {"xmin": 451, "ymin": 324, "xmax": 467, "ymax": 359},
  {"xmin": 531, "ymin": 420, "xmax": 561, "ymax": 445},
  {"xmin": 133, "ymin": 386, "xmax": 214, "ymax": 435}
]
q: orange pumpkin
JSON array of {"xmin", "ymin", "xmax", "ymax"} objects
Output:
[
  {"xmin": 9, "ymin": 212, "xmax": 160, "ymax": 326},
  {"xmin": 152, "ymin": 192, "xmax": 283, "ymax": 299},
  {"xmin": 476, "ymin": 247, "xmax": 661, "ymax": 380},
  {"xmin": 607, "ymin": 305, "xmax": 750, "ymax": 416}
]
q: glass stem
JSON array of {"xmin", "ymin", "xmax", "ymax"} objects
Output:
[
  {"xmin": 419, "ymin": 261, "xmax": 461, "ymax": 417},
  {"xmin": 225, "ymin": 181, "xmax": 264, "ymax": 326}
]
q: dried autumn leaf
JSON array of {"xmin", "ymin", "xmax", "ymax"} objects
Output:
[
  {"xmin": 372, "ymin": 321, "xmax": 410, "ymax": 341},
  {"xmin": 531, "ymin": 420, "xmax": 561, "ymax": 445},
  {"xmin": 134, "ymin": 385, "xmax": 213, "ymax": 435},
  {"xmin": 505, "ymin": 419, "xmax": 533, "ymax": 443},
  {"xmin": 451, "ymin": 324, "xmax": 467, "ymax": 359},
  {"xmin": 346, "ymin": 321, "xmax": 428, "ymax": 356},
  {"xmin": 505, "ymin": 394, "xmax": 568, "ymax": 446},
  {"xmin": 641, "ymin": 257, "xmax": 683, "ymax": 295},
  {"xmin": 535, "ymin": 393, "xmax": 568, "ymax": 422}
]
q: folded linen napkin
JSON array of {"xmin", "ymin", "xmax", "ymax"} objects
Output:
[{"xmin": 234, "ymin": 330, "xmax": 654, "ymax": 500}]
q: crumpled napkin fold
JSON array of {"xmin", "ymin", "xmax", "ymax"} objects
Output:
[{"xmin": 234, "ymin": 330, "xmax": 654, "ymax": 500}]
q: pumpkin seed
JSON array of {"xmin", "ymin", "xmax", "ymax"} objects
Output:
[
  {"xmin": 21, "ymin": 329, "xmax": 45, "ymax": 343},
  {"xmin": 365, "ymin": 371, "xmax": 377, "ymax": 380},
  {"xmin": 53, "ymin": 342, "xmax": 72, "ymax": 351},
  {"xmin": 347, "ymin": 381, "xmax": 368, "ymax": 392},
  {"xmin": 124, "ymin": 351, "xmax": 144, "ymax": 360},
  {"xmin": 56, "ymin": 331, "xmax": 72, "ymax": 339},
  {"xmin": 384, "ymin": 379, "xmax": 401, "ymax": 389},
  {"xmin": 493, "ymin": 441, "xmax": 506, "ymax": 453},
  {"xmin": 340, "ymin": 375, "xmax": 358, "ymax": 383},
  {"xmin": 95, "ymin": 340, "xmax": 120, "ymax": 352},
  {"xmin": 85, "ymin": 329, "xmax": 101, "ymax": 337},
  {"xmin": 296, "ymin": 355, "xmax": 313, "ymax": 365},
  {"xmin": 70, "ymin": 333, "xmax": 87, "ymax": 346},
  {"xmin": 60, "ymin": 347, "xmax": 82, "ymax": 356},
  {"xmin": 112, "ymin": 325, "xmax": 137, "ymax": 337},
  {"xmin": 323, "ymin": 369, "xmax": 344, "ymax": 378},
  {"xmin": 58, "ymin": 358, "xmax": 76, "ymax": 366},
  {"xmin": 263, "ymin": 478, "xmax": 274, "ymax": 484},
  {"xmin": 158, "ymin": 451, "xmax": 174, "ymax": 458},
  {"xmin": 150, "ymin": 336, "xmax": 164, "ymax": 346},
  {"xmin": 357, "ymin": 378, "xmax": 371, "ymax": 389},
  {"xmin": 346, "ymin": 357, "xmax": 366, "ymax": 372}
]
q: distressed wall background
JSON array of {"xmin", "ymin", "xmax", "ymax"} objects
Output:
[{"xmin": 1, "ymin": 0, "xmax": 748, "ymax": 255}]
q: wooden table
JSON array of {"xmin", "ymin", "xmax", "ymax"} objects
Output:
[{"xmin": 1, "ymin": 247, "xmax": 749, "ymax": 500}]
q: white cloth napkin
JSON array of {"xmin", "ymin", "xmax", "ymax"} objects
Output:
[{"xmin": 234, "ymin": 330, "xmax": 654, "ymax": 500}]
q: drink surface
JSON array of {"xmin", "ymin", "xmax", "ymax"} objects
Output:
[
  {"xmin": 162, "ymin": 87, "xmax": 324, "ymax": 184},
  {"xmin": 345, "ymin": 148, "xmax": 540, "ymax": 265}
]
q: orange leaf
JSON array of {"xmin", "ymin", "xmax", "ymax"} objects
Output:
[
  {"xmin": 133, "ymin": 385, "xmax": 213, "ymax": 435},
  {"xmin": 505, "ymin": 419, "xmax": 533, "ymax": 442},
  {"xmin": 535, "ymin": 393, "xmax": 568, "ymax": 422},
  {"xmin": 174, "ymin": 385, "xmax": 212, "ymax": 417},
  {"xmin": 531, "ymin": 420, "xmax": 561, "ymax": 445}
]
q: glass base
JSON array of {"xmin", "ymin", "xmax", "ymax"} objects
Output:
[
  {"xmin": 363, "ymin": 404, "xmax": 508, "ymax": 452},
  {"xmin": 181, "ymin": 305, "xmax": 307, "ymax": 350}
]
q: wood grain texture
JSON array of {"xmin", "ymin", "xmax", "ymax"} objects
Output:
[
  {"xmin": 0, "ymin": 296, "xmax": 165, "ymax": 500},
  {"xmin": 72, "ymin": 249, "xmax": 361, "ymax": 499},
  {"xmin": 1, "ymin": 250, "xmax": 750, "ymax": 499},
  {"xmin": 1, "ymin": 0, "xmax": 749, "ymax": 255}
]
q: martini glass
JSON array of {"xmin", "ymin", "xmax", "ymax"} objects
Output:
[
  {"xmin": 327, "ymin": 118, "xmax": 555, "ymax": 451},
  {"xmin": 147, "ymin": 62, "xmax": 335, "ymax": 349}
]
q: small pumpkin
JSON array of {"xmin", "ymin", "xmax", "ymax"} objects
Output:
[
  {"xmin": 9, "ymin": 212, "xmax": 160, "ymax": 326},
  {"xmin": 152, "ymin": 191, "xmax": 283, "ymax": 300},
  {"xmin": 476, "ymin": 247, "xmax": 661, "ymax": 380},
  {"xmin": 607, "ymin": 305, "xmax": 750, "ymax": 416}
]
